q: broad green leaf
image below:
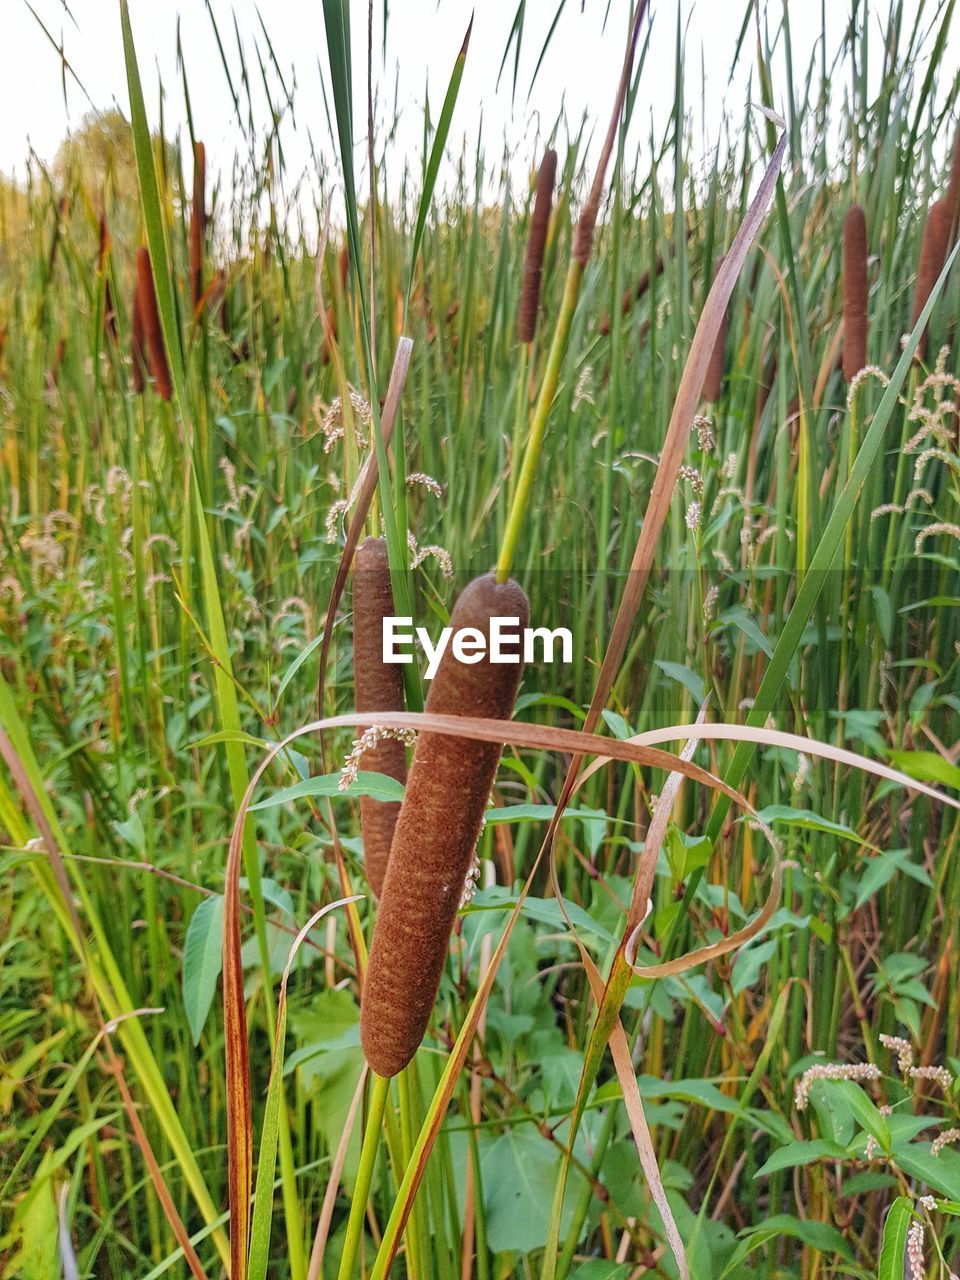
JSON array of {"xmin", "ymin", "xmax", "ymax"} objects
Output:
[
  {"xmin": 249, "ymin": 770, "xmax": 405, "ymax": 811},
  {"xmin": 754, "ymin": 1139, "xmax": 848, "ymax": 1179},
  {"xmin": 878, "ymin": 1196, "xmax": 913, "ymax": 1280},
  {"xmin": 183, "ymin": 895, "xmax": 224, "ymax": 1046}
]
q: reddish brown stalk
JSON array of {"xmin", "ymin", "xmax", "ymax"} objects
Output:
[
  {"xmin": 352, "ymin": 537, "xmax": 408, "ymax": 897},
  {"xmin": 702, "ymin": 255, "xmax": 728, "ymax": 403},
  {"xmin": 360, "ymin": 574, "xmax": 529, "ymax": 1078},
  {"xmin": 190, "ymin": 141, "xmax": 206, "ymax": 313},
  {"xmin": 136, "ymin": 247, "xmax": 172, "ymax": 401},
  {"xmin": 517, "ymin": 148, "xmax": 558, "ymax": 344},
  {"xmin": 572, "ymin": 1, "xmax": 648, "ymax": 265},
  {"xmin": 911, "ymin": 198, "xmax": 952, "ymax": 359},
  {"xmin": 842, "ymin": 204, "xmax": 868, "ymax": 382}
]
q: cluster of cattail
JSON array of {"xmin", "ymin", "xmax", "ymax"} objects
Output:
[
  {"xmin": 134, "ymin": 247, "xmax": 172, "ymax": 401},
  {"xmin": 702, "ymin": 255, "xmax": 728, "ymax": 403},
  {"xmin": 842, "ymin": 204, "xmax": 868, "ymax": 381},
  {"xmin": 516, "ymin": 149, "xmax": 557, "ymax": 345},
  {"xmin": 351, "ymin": 537, "xmax": 408, "ymax": 897},
  {"xmin": 359, "ymin": 572, "xmax": 529, "ymax": 1078}
]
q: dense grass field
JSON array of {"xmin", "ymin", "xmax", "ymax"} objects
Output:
[{"xmin": 2, "ymin": 2, "xmax": 960, "ymax": 1277}]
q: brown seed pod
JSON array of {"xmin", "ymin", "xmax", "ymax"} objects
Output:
[
  {"xmin": 99, "ymin": 213, "xmax": 118, "ymax": 343},
  {"xmin": 517, "ymin": 148, "xmax": 558, "ymax": 344},
  {"xmin": 945, "ymin": 124, "xmax": 960, "ymax": 233},
  {"xmin": 190, "ymin": 141, "xmax": 206, "ymax": 313},
  {"xmin": 360, "ymin": 573, "xmax": 529, "ymax": 1078},
  {"xmin": 702, "ymin": 255, "xmax": 728, "ymax": 403},
  {"xmin": 352, "ymin": 537, "xmax": 408, "ymax": 898},
  {"xmin": 136, "ymin": 247, "xmax": 172, "ymax": 401},
  {"xmin": 842, "ymin": 204, "xmax": 868, "ymax": 382},
  {"xmin": 131, "ymin": 270, "xmax": 147, "ymax": 394},
  {"xmin": 911, "ymin": 198, "xmax": 952, "ymax": 359}
]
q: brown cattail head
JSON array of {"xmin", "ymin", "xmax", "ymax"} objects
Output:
[
  {"xmin": 702, "ymin": 255, "xmax": 729, "ymax": 403},
  {"xmin": 360, "ymin": 573, "xmax": 529, "ymax": 1078},
  {"xmin": 338, "ymin": 241, "xmax": 350, "ymax": 293},
  {"xmin": 98, "ymin": 212, "xmax": 118, "ymax": 343},
  {"xmin": 911, "ymin": 198, "xmax": 952, "ymax": 359},
  {"xmin": 131, "ymin": 270, "xmax": 147, "ymax": 394},
  {"xmin": 190, "ymin": 142, "xmax": 206, "ymax": 312},
  {"xmin": 842, "ymin": 204, "xmax": 868, "ymax": 382},
  {"xmin": 517, "ymin": 148, "xmax": 558, "ymax": 344},
  {"xmin": 945, "ymin": 123, "xmax": 960, "ymax": 236},
  {"xmin": 352, "ymin": 537, "xmax": 408, "ymax": 897},
  {"xmin": 135, "ymin": 246, "xmax": 172, "ymax": 401}
]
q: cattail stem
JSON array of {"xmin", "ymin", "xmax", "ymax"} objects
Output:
[
  {"xmin": 360, "ymin": 574, "xmax": 529, "ymax": 1079},
  {"xmin": 497, "ymin": 261, "xmax": 583, "ymax": 580},
  {"xmin": 842, "ymin": 204, "xmax": 868, "ymax": 381},
  {"xmin": 353, "ymin": 536, "xmax": 407, "ymax": 896},
  {"xmin": 496, "ymin": 2, "xmax": 646, "ymax": 582},
  {"xmin": 517, "ymin": 148, "xmax": 558, "ymax": 345},
  {"xmin": 335, "ymin": 1072, "xmax": 390, "ymax": 1280},
  {"xmin": 136, "ymin": 247, "xmax": 172, "ymax": 400}
]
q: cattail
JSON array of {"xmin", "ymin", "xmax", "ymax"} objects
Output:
[
  {"xmin": 338, "ymin": 241, "xmax": 350, "ymax": 293},
  {"xmin": 517, "ymin": 148, "xmax": 558, "ymax": 344},
  {"xmin": 842, "ymin": 204, "xmax": 868, "ymax": 382},
  {"xmin": 945, "ymin": 123, "xmax": 960, "ymax": 236},
  {"xmin": 352, "ymin": 537, "xmax": 408, "ymax": 897},
  {"xmin": 131, "ymin": 271, "xmax": 147, "ymax": 394},
  {"xmin": 360, "ymin": 573, "xmax": 529, "ymax": 1078},
  {"xmin": 190, "ymin": 141, "xmax": 206, "ymax": 313},
  {"xmin": 702, "ymin": 255, "xmax": 728, "ymax": 403},
  {"xmin": 98, "ymin": 213, "xmax": 118, "ymax": 342},
  {"xmin": 136, "ymin": 247, "xmax": 172, "ymax": 401},
  {"xmin": 911, "ymin": 198, "xmax": 952, "ymax": 359}
]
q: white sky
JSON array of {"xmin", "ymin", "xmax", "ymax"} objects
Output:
[{"xmin": 0, "ymin": 1, "xmax": 956, "ymax": 208}]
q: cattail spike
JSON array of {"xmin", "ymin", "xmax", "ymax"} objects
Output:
[
  {"xmin": 360, "ymin": 573, "xmax": 529, "ymax": 1078},
  {"xmin": 702, "ymin": 255, "xmax": 728, "ymax": 403},
  {"xmin": 842, "ymin": 204, "xmax": 868, "ymax": 382},
  {"xmin": 517, "ymin": 148, "xmax": 558, "ymax": 344},
  {"xmin": 352, "ymin": 537, "xmax": 408, "ymax": 897},
  {"xmin": 190, "ymin": 141, "xmax": 207, "ymax": 313},
  {"xmin": 131, "ymin": 268, "xmax": 147, "ymax": 395},
  {"xmin": 911, "ymin": 198, "xmax": 952, "ymax": 360},
  {"xmin": 945, "ymin": 123, "xmax": 960, "ymax": 235},
  {"xmin": 136, "ymin": 246, "xmax": 172, "ymax": 401},
  {"xmin": 99, "ymin": 212, "xmax": 118, "ymax": 343}
]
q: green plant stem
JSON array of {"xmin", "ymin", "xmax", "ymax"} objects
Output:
[
  {"xmin": 496, "ymin": 260, "xmax": 583, "ymax": 581},
  {"xmin": 337, "ymin": 1071, "xmax": 391, "ymax": 1280}
]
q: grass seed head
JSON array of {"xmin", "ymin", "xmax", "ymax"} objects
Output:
[
  {"xmin": 360, "ymin": 572, "xmax": 529, "ymax": 1078},
  {"xmin": 352, "ymin": 536, "xmax": 408, "ymax": 897},
  {"xmin": 842, "ymin": 203, "xmax": 868, "ymax": 381},
  {"xmin": 517, "ymin": 148, "xmax": 558, "ymax": 344}
]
